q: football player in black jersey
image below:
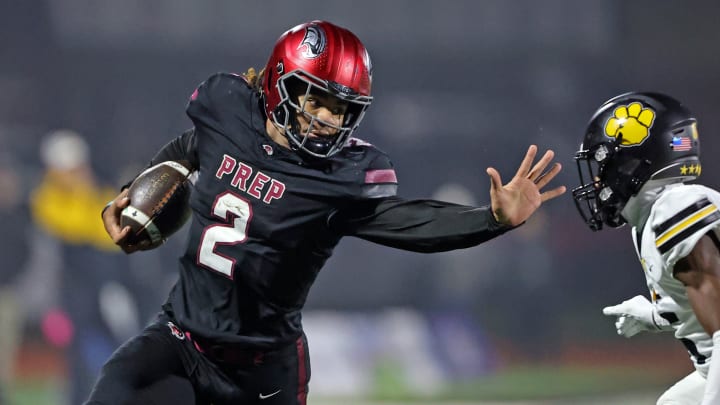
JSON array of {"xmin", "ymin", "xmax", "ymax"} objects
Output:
[{"xmin": 88, "ymin": 20, "xmax": 566, "ymax": 405}]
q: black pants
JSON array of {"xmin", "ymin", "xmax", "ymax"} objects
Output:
[{"xmin": 85, "ymin": 313, "xmax": 311, "ymax": 405}]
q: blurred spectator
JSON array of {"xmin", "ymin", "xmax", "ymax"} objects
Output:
[{"xmin": 29, "ymin": 129, "xmax": 141, "ymax": 405}]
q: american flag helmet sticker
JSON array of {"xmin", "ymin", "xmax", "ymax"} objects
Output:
[{"xmin": 671, "ymin": 136, "xmax": 692, "ymax": 152}]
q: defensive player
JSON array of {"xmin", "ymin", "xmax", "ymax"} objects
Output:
[
  {"xmin": 573, "ymin": 92, "xmax": 720, "ymax": 404},
  {"xmin": 88, "ymin": 20, "xmax": 565, "ymax": 404}
]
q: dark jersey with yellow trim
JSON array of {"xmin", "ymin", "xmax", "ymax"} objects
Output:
[{"xmin": 145, "ymin": 72, "xmax": 511, "ymax": 348}]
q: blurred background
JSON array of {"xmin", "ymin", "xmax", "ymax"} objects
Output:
[{"xmin": 2, "ymin": 0, "xmax": 720, "ymax": 404}]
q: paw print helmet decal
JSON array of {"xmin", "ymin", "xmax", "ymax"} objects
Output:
[
  {"xmin": 604, "ymin": 101, "xmax": 656, "ymax": 146},
  {"xmin": 572, "ymin": 92, "xmax": 700, "ymax": 231}
]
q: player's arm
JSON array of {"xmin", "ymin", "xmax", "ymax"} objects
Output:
[
  {"xmin": 330, "ymin": 197, "xmax": 513, "ymax": 253},
  {"xmin": 102, "ymin": 128, "xmax": 197, "ymax": 253},
  {"xmin": 146, "ymin": 127, "xmax": 199, "ymax": 171},
  {"xmin": 123, "ymin": 128, "xmax": 198, "ymax": 190},
  {"xmin": 673, "ymin": 232, "xmax": 720, "ymax": 405},
  {"xmin": 329, "ymin": 145, "xmax": 565, "ymax": 253}
]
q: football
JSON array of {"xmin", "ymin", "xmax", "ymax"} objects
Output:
[{"xmin": 120, "ymin": 160, "xmax": 192, "ymax": 249}]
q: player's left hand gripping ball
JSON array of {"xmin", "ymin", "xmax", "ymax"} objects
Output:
[{"xmin": 120, "ymin": 161, "xmax": 192, "ymax": 249}]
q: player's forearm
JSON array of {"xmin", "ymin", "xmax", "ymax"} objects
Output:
[{"xmin": 333, "ymin": 198, "xmax": 514, "ymax": 253}]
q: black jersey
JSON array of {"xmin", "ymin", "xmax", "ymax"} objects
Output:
[{"xmin": 146, "ymin": 73, "xmax": 512, "ymax": 349}]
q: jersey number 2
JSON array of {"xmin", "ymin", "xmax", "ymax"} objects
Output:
[{"xmin": 197, "ymin": 192, "xmax": 252, "ymax": 278}]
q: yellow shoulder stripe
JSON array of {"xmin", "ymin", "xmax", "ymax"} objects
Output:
[{"xmin": 655, "ymin": 204, "xmax": 718, "ymax": 249}]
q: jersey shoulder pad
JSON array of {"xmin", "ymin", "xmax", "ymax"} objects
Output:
[
  {"xmin": 186, "ymin": 72, "xmax": 255, "ymax": 132},
  {"xmin": 650, "ymin": 184, "xmax": 720, "ymax": 264},
  {"xmin": 340, "ymin": 138, "xmax": 398, "ymax": 199}
]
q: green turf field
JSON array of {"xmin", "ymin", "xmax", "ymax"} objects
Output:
[
  {"xmin": 357, "ymin": 364, "xmax": 673, "ymax": 404},
  {"xmin": 7, "ymin": 365, "xmax": 677, "ymax": 405}
]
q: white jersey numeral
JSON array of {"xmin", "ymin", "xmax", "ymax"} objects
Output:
[{"xmin": 197, "ymin": 192, "xmax": 252, "ymax": 278}]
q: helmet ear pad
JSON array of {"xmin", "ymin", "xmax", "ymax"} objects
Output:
[{"xmin": 602, "ymin": 152, "xmax": 652, "ymax": 204}]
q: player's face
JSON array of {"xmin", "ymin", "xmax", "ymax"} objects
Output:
[{"xmin": 294, "ymin": 90, "xmax": 348, "ymax": 138}]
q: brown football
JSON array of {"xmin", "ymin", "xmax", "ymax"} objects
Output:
[{"xmin": 120, "ymin": 160, "xmax": 192, "ymax": 249}]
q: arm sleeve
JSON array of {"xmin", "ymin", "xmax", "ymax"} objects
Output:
[
  {"xmin": 329, "ymin": 196, "xmax": 513, "ymax": 253},
  {"xmin": 148, "ymin": 127, "xmax": 199, "ymax": 169},
  {"xmin": 121, "ymin": 128, "xmax": 198, "ymax": 189}
]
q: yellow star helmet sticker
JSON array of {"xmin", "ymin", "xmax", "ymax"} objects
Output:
[{"xmin": 604, "ymin": 102, "xmax": 656, "ymax": 146}]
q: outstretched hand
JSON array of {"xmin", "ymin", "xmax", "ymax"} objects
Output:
[{"xmin": 487, "ymin": 145, "xmax": 566, "ymax": 227}]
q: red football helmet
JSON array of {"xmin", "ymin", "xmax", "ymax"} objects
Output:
[{"xmin": 262, "ymin": 20, "xmax": 373, "ymax": 158}]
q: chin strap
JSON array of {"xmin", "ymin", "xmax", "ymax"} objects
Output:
[{"xmin": 701, "ymin": 330, "xmax": 720, "ymax": 405}]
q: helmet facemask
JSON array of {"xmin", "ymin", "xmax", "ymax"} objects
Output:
[
  {"xmin": 270, "ymin": 71, "xmax": 372, "ymax": 159},
  {"xmin": 572, "ymin": 135, "xmax": 651, "ymax": 231}
]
